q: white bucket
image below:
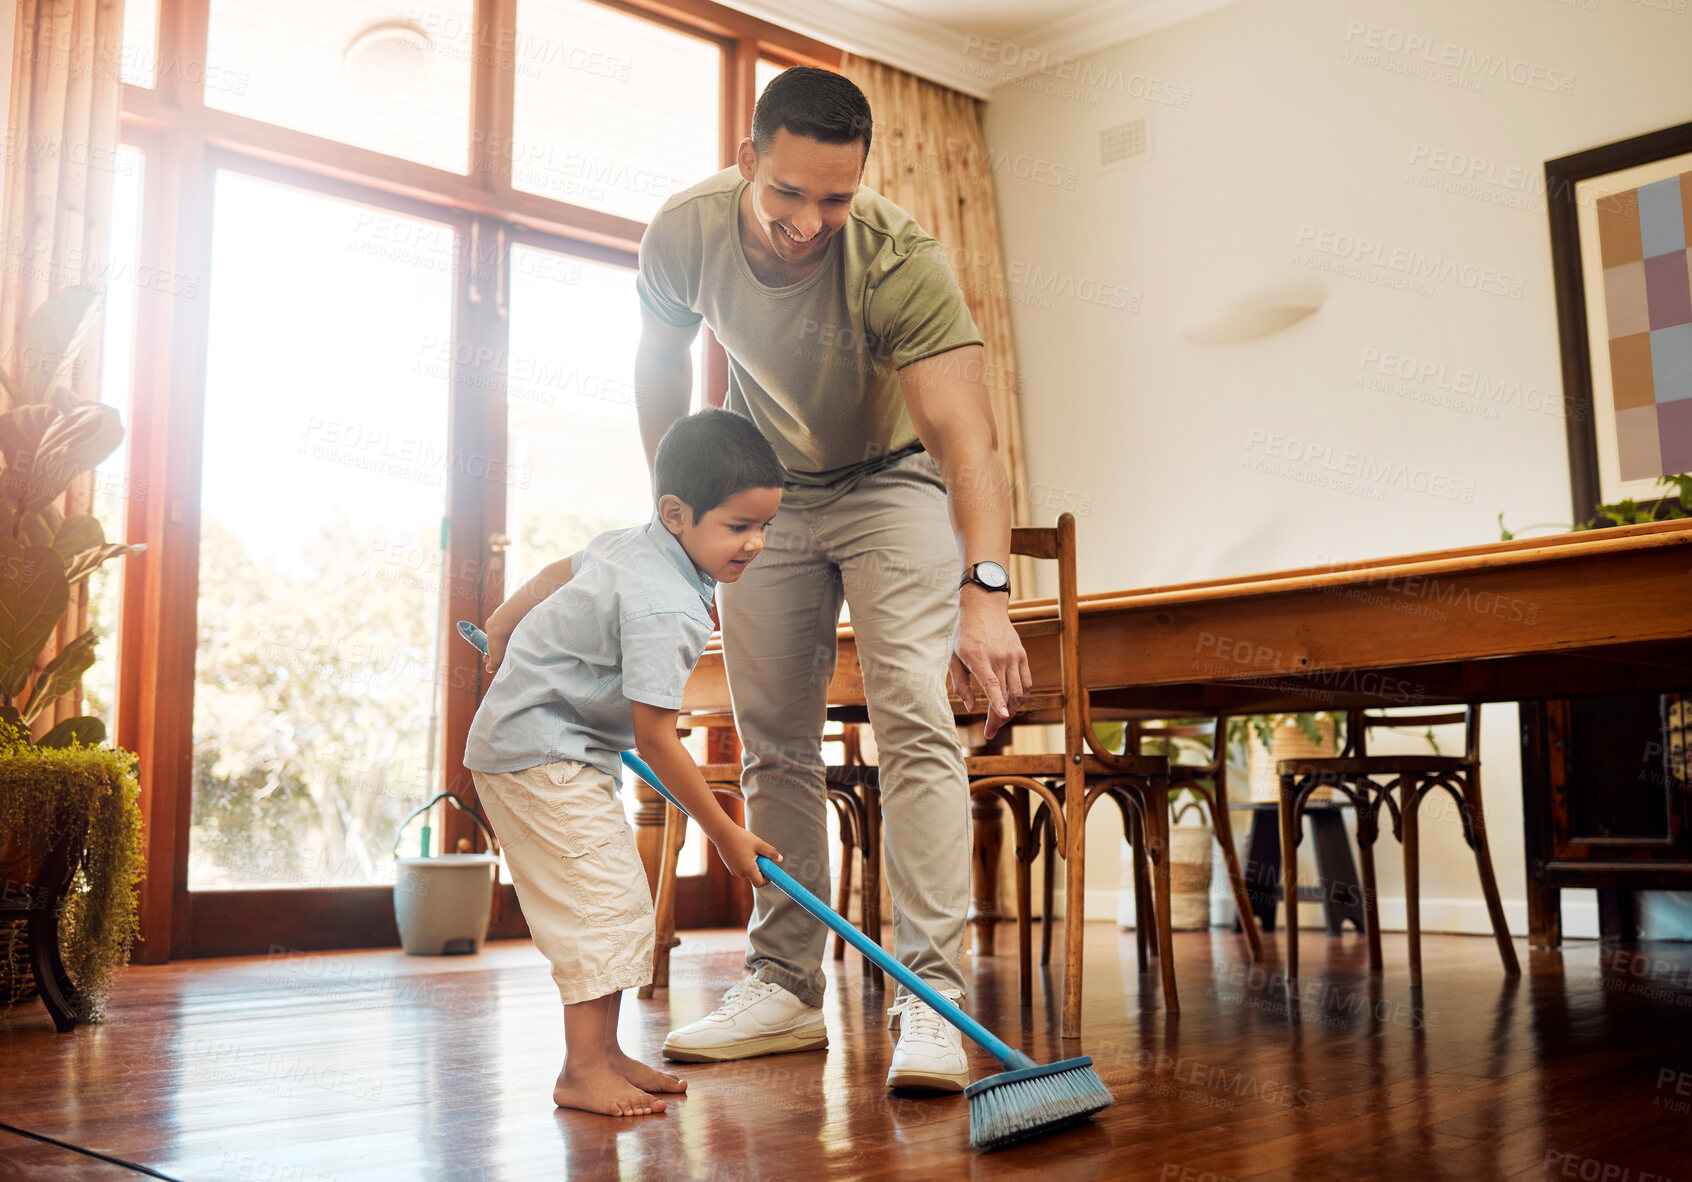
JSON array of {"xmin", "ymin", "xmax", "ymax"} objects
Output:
[{"xmin": 394, "ymin": 854, "xmax": 499, "ymax": 956}]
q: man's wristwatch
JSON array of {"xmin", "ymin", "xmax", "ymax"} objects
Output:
[{"xmin": 960, "ymin": 560, "xmax": 1011, "ymax": 594}]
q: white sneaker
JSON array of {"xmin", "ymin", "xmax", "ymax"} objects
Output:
[
  {"xmin": 662, "ymin": 978, "xmax": 828, "ymax": 1063},
  {"xmin": 885, "ymin": 992, "xmax": 969, "ymax": 1092}
]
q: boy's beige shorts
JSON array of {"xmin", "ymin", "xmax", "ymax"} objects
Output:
[{"xmin": 472, "ymin": 761, "xmax": 655, "ymax": 1005}]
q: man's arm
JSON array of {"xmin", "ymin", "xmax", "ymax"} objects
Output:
[
  {"xmin": 635, "ymin": 304, "xmax": 700, "ymax": 471},
  {"xmin": 899, "ymin": 343, "xmax": 1032, "ymax": 742},
  {"xmin": 630, "ymin": 702, "xmax": 780, "ymax": 884},
  {"xmin": 482, "ymin": 557, "xmax": 574, "ymax": 672}
]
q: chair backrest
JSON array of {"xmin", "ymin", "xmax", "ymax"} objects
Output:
[
  {"xmin": 1127, "ymin": 718, "xmax": 1223, "ymax": 774},
  {"xmin": 1006, "ymin": 514, "xmax": 1085, "ymax": 757},
  {"xmin": 1346, "ymin": 706, "xmax": 1479, "ymax": 761}
]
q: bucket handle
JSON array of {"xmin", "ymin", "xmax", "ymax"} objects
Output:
[{"xmin": 393, "ymin": 792, "xmax": 500, "ymax": 857}]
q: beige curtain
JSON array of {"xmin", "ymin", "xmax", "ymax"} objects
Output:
[
  {"xmin": 839, "ymin": 54, "xmax": 1035, "ymax": 589},
  {"xmin": 3, "ymin": 0, "xmax": 127, "ymax": 725}
]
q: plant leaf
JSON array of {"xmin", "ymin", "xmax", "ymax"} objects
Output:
[
  {"xmin": 52, "ymin": 514, "xmax": 105, "ymax": 569},
  {"xmin": 1497, "ymin": 512, "xmax": 1514, "ymax": 541},
  {"xmin": 20, "ymin": 629, "xmax": 99, "ymax": 724},
  {"xmin": 0, "ymin": 402, "xmax": 125, "ymax": 521},
  {"xmin": 66, "ymin": 541, "xmax": 145, "ymax": 585},
  {"xmin": 37, "ymin": 715, "xmax": 106, "ymax": 748},
  {"xmin": 0, "ymin": 541, "xmax": 69, "ymax": 698},
  {"xmin": 0, "ymin": 405, "xmax": 57, "ymax": 517},
  {"xmin": 19, "ymin": 286, "xmax": 102, "ymax": 405}
]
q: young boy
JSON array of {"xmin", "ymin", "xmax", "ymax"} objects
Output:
[{"xmin": 464, "ymin": 408, "xmax": 785, "ymax": 1117}]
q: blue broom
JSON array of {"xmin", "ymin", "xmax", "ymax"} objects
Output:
[{"xmin": 458, "ymin": 621, "xmax": 1113, "ymax": 1148}]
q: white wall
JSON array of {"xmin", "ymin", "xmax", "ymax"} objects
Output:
[{"xmin": 985, "ymin": 0, "xmax": 1692, "ymax": 936}]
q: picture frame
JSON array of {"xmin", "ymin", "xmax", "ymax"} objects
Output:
[{"xmin": 1545, "ymin": 120, "xmax": 1692, "ymax": 521}]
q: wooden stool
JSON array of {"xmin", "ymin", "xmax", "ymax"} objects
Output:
[{"xmin": 1232, "ymin": 801, "xmax": 1367, "ymax": 935}]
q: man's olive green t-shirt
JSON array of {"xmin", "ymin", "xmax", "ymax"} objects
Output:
[{"xmin": 636, "ymin": 167, "xmax": 983, "ymax": 509}]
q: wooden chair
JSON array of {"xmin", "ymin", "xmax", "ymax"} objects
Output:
[
  {"xmin": 963, "ymin": 513, "xmax": 1176, "ymax": 1032},
  {"xmin": 640, "ymin": 716, "xmax": 884, "ymax": 999},
  {"xmin": 1126, "ymin": 717, "xmax": 1265, "ymax": 964},
  {"xmin": 1278, "ymin": 706, "xmax": 1520, "ymax": 989}
]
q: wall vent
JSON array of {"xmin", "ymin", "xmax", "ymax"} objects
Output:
[{"xmin": 1098, "ymin": 117, "xmax": 1151, "ymax": 171}]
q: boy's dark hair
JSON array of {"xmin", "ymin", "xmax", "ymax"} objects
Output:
[
  {"xmin": 654, "ymin": 408, "xmax": 784, "ymax": 517},
  {"xmin": 751, "ymin": 67, "xmax": 874, "ymax": 163}
]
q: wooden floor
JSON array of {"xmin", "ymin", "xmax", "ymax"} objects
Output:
[{"xmin": 3, "ymin": 923, "xmax": 1692, "ymax": 1181}]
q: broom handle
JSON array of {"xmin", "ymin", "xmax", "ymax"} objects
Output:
[{"xmin": 620, "ymin": 750, "xmax": 1033, "ymax": 1072}]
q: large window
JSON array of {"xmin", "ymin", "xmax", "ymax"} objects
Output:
[{"xmin": 112, "ymin": 0, "xmax": 838, "ymax": 957}]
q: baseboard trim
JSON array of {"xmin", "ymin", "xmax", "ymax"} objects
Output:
[{"xmin": 1101, "ymin": 889, "xmax": 1602, "ymax": 940}]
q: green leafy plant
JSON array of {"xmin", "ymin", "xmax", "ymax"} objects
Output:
[
  {"xmin": 0, "ymin": 720, "xmax": 143, "ymax": 1020},
  {"xmin": 0, "ymin": 286, "xmax": 144, "ymax": 742},
  {"xmin": 1498, "ymin": 473, "xmax": 1691, "ymax": 540},
  {"xmin": 1225, "ymin": 713, "xmax": 1343, "ymax": 763},
  {"xmin": 1095, "ymin": 719, "xmax": 1214, "ymax": 815},
  {"xmin": 0, "ymin": 286, "xmax": 148, "ymax": 1021}
]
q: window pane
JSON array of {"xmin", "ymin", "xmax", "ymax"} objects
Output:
[
  {"xmin": 513, "ymin": 0, "xmax": 720, "ymax": 221},
  {"xmin": 503, "ymin": 243, "xmax": 651, "ymax": 589},
  {"xmin": 755, "ymin": 58, "xmax": 785, "ymax": 102},
  {"xmin": 85, "ymin": 146, "xmax": 148, "ymax": 734},
  {"xmin": 204, "ymin": 1, "xmax": 472, "ymax": 173},
  {"xmin": 122, "ymin": 0, "xmax": 159, "ymax": 87},
  {"xmin": 191, "ymin": 173, "xmax": 454, "ymax": 889}
]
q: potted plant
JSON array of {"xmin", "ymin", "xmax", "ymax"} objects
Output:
[
  {"xmin": 1098, "ymin": 720, "xmax": 1218, "ymax": 931},
  {"xmin": 1227, "ymin": 713, "xmax": 1345, "ymax": 803},
  {"xmin": 0, "ymin": 286, "xmax": 146, "ymax": 1026}
]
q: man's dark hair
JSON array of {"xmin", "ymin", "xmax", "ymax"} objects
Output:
[
  {"xmin": 654, "ymin": 408, "xmax": 784, "ymax": 518},
  {"xmin": 751, "ymin": 67, "xmax": 874, "ymax": 162}
]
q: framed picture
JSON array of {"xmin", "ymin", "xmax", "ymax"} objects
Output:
[{"xmin": 1546, "ymin": 121, "xmax": 1692, "ymax": 520}]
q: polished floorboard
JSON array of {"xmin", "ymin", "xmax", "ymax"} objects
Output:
[{"xmin": 3, "ymin": 923, "xmax": 1692, "ymax": 1181}]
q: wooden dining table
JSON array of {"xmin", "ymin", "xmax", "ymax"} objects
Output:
[{"xmin": 668, "ymin": 519, "xmax": 1692, "ymax": 992}]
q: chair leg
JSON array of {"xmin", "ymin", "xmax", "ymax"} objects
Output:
[
  {"xmin": 1149, "ymin": 792, "xmax": 1179, "ymax": 1013},
  {"xmin": 1464, "ymin": 773, "xmax": 1521, "ymax": 975},
  {"xmin": 1278, "ymin": 774, "xmax": 1300, "ymax": 981},
  {"xmin": 1040, "ymin": 814, "xmax": 1056, "ymax": 967},
  {"xmin": 1207, "ymin": 790, "xmax": 1263, "ymax": 962},
  {"xmin": 640, "ymin": 802, "xmax": 686, "ymax": 1000},
  {"xmin": 833, "ymin": 808, "xmax": 856, "ymax": 962},
  {"xmin": 1062, "ymin": 770, "xmax": 1088, "ymax": 1038},
  {"xmin": 1012, "ymin": 795, "xmax": 1034, "ymax": 1008},
  {"xmin": 1130, "ymin": 811, "xmax": 1152, "ymax": 973},
  {"xmin": 862, "ymin": 782, "xmax": 884, "ymax": 990},
  {"xmin": 1402, "ymin": 789, "xmax": 1423, "ymax": 991},
  {"xmin": 1355, "ymin": 796, "xmax": 1384, "ymax": 972}
]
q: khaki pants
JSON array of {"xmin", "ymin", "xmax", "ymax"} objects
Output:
[
  {"xmin": 719, "ymin": 450, "xmax": 970, "ymax": 1007},
  {"xmin": 472, "ymin": 762, "xmax": 655, "ymax": 1005}
]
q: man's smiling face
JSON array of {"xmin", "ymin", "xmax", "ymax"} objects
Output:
[{"xmin": 738, "ymin": 128, "xmax": 864, "ymax": 266}]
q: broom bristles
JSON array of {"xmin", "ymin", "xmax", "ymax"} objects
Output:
[{"xmin": 966, "ymin": 1057, "xmax": 1114, "ymax": 1150}]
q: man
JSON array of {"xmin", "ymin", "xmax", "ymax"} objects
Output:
[{"xmin": 634, "ymin": 67, "xmax": 1030, "ymax": 1093}]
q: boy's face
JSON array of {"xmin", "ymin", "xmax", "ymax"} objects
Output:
[{"xmin": 659, "ymin": 486, "xmax": 783, "ymax": 583}]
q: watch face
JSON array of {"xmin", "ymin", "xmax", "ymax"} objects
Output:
[{"xmin": 975, "ymin": 561, "xmax": 1009, "ymax": 588}]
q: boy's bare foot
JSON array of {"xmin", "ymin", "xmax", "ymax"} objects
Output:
[
  {"xmin": 553, "ymin": 1063, "xmax": 669, "ymax": 1116},
  {"xmin": 608, "ymin": 1048, "xmax": 688, "ymax": 1095}
]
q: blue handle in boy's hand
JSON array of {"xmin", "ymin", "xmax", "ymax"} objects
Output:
[{"xmin": 458, "ymin": 621, "xmax": 489, "ymax": 656}]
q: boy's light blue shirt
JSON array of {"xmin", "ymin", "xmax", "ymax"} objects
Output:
[{"xmin": 463, "ymin": 517, "xmax": 717, "ymax": 780}]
